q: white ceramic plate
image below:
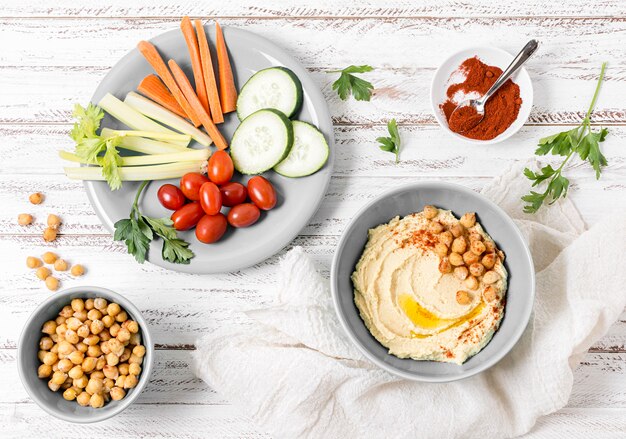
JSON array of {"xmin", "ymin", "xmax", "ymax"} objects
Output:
[
  {"xmin": 430, "ymin": 46, "xmax": 533, "ymax": 145},
  {"xmin": 86, "ymin": 25, "xmax": 334, "ymax": 274}
]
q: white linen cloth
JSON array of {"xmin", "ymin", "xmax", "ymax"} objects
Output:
[{"xmin": 193, "ymin": 163, "xmax": 626, "ymax": 439}]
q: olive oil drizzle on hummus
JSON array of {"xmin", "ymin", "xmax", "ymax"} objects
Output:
[{"xmin": 397, "ymin": 293, "xmax": 486, "ymax": 339}]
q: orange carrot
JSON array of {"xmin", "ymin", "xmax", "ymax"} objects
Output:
[
  {"xmin": 137, "ymin": 40, "xmax": 202, "ymax": 127},
  {"xmin": 137, "ymin": 74, "xmax": 191, "ymax": 121},
  {"xmin": 180, "ymin": 16, "xmax": 210, "ymax": 114},
  {"xmin": 195, "ymin": 19, "xmax": 224, "ymax": 124},
  {"xmin": 168, "ymin": 59, "xmax": 228, "ymax": 150},
  {"xmin": 214, "ymin": 22, "xmax": 237, "ymax": 114}
]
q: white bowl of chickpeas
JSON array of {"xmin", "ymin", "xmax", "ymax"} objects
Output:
[{"xmin": 17, "ymin": 286, "xmax": 153, "ymax": 423}]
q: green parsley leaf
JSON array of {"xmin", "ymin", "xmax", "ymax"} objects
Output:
[
  {"xmin": 162, "ymin": 238, "xmax": 194, "ymax": 265},
  {"xmin": 70, "ymin": 103, "xmax": 103, "ymax": 142},
  {"xmin": 330, "ymin": 65, "xmax": 374, "ymax": 101},
  {"xmin": 376, "ymin": 119, "xmax": 401, "ymax": 163}
]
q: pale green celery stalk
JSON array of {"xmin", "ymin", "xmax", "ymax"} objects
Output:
[
  {"xmin": 102, "ymin": 129, "xmax": 191, "ymax": 144},
  {"xmin": 64, "ymin": 161, "xmax": 205, "ymax": 181},
  {"xmin": 100, "ymin": 128, "xmax": 187, "ymax": 153},
  {"xmin": 98, "ymin": 93, "xmax": 189, "ymax": 147},
  {"xmin": 124, "ymin": 92, "xmax": 213, "ymax": 147},
  {"xmin": 60, "ymin": 149, "xmax": 210, "ymax": 166}
]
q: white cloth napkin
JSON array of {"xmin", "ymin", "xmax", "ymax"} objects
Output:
[{"xmin": 193, "ymin": 163, "xmax": 626, "ymax": 439}]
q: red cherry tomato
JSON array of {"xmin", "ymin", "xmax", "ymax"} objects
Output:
[
  {"xmin": 180, "ymin": 173, "xmax": 209, "ymax": 201},
  {"xmin": 208, "ymin": 151, "xmax": 234, "ymax": 185},
  {"xmin": 227, "ymin": 203, "xmax": 261, "ymax": 228},
  {"xmin": 157, "ymin": 184, "xmax": 186, "ymax": 210},
  {"xmin": 220, "ymin": 182, "xmax": 248, "ymax": 207},
  {"xmin": 247, "ymin": 176, "xmax": 277, "ymax": 210},
  {"xmin": 171, "ymin": 202, "xmax": 204, "ymax": 231},
  {"xmin": 199, "ymin": 182, "xmax": 222, "ymax": 215},
  {"xmin": 195, "ymin": 213, "xmax": 228, "ymax": 244}
]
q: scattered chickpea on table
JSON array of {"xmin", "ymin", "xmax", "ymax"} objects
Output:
[{"xmin": 37, "ymin": 298, "xmax": 146, "ymax": 408}]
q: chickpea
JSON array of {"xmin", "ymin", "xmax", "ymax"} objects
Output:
[
  {"xmin": 434, "ymin": 243, "xmax": 448, "ymax": 257},
  {"xmin": 38, "ymin": 364, "xmax": 53, "ymax": 378},
  {"xmin": 61, "ymin": 380, "xmax": 72, "ymax": 390},
  {"xmin": 65, "ymin": 317, "xmax": 81, "ymax": 332},
  {"xmin": 462, "ymin": 251, "xmax": 480, "ymax": 265},
  {"xmin": 29, "ymin": 192, "xmax": 44, "ymax": 205},
  {"xmin": 84, "ymin": 298, "xmax": 95, "ymax": 310},
  {"xmin": 47, "ymin": 214, "xmax": 62, "ymax": 230},
  {"xmin": 55, "ymin": 323, "xmax": 67, "ymax": 336},
  {"xmin": 132, "ymin": 345, "xmax": 146, "ymax": 358},
  {"xmin": 57, "ymin": 358, "xmax": 73, "ymax": 373},
  {"xmin": 115, "ymin": 311, "xmax": 128, "ymax": 323},
  {"xmin": 482, "ymin": 253, "xmax": 497, "ymax": 270},
  {"xmin": 484, "ymin": 240, "xmax": 496, "ymax": 253},
  {"xmin": 91, "ymin": 371, "xmax": 105, "ymax": 381},
  {"xmin": 100, "ymin": 331, "xmax": 112, "ymax": 342},
  {"xmin": 469, "ymin": 231, "xmax": 483, "ymax": 242},
  {"xmin": 73, "ymin": 309, "xmax": 88, "ymax": 322},
  {"xmin": 68, "ymin": 350, "xmax": 84, "ymax": 366},
  {"xmin": 89, "ymin": 393, "xmax": 105, "ymax": 409},
  {"xmin": 58, "ymin": 340, "xmax": 75, "ymax": 356},
  {"xmin": 82, "ymin": 357, "xmax": 97, "ymax": 373},
  {"xmin": 451, "ymin": 236, "xmax": 467, "ymax": 254},
  {"xmin": 18, "ymin": 213, "xmax": 34, "ymax": 226},
  {"xmin": 100, "ymin": 341, "xmax": 112, "ymax": 355},
  {"xmin": 65, "ymin": 329, "xmax": 79, "ymax": 344},
  {"xmin": 456, "ymin": 290, "xmax": 472, "ymax": 305},
  {"xmin": 103, "ymin": 378, "xmax": 115, "ymax": 391},
  {"xmin": 110, "ymin": 387, "xmax": 126, "ymax": 401},
  {"xmin": 43, "ymin": 227, "xmax": 57, "ymax": 242},
  {"xmin": 129, "ymin": 333, "xmax": 141, "ymax": 346},
  {"xmin": 109, "ymin": 324, "xmax": 121, "ymax": 338},
  {"xmin": 69, "ymin": 264, "xmax": 86, "ymax": 278},
  {"xmin": 127, "ymin": 321, "xmax": 140, "ymax": 334},
  {"xmin": 115, "ymin": 375, "xmax": 126, "ymax": 388},
  {"xmin": 449, "ymin": 252, "xmax": 464, "ymax": 266},
  {"xmin": 63, "ymin": 387, "xmax": 78, "ymax": 401},
  {"xmin": 450, "ymin": 223, "xmax": 464, "ymax": 238},
  {"xmin": 76, "ymin": 341, "xmax": 88, "ymax": 353},
  {"xmin": 35, "ymin": 267, "xmax": 51, "ymax": 281},
  {"xmin": 68, "ymin": 365, "xmax": 84, "ymax": 380},
  {"xmin": 73, "ymin": 375, "xmax": 88, "ymax": 389},
  {"xmin": 428, "ymin": 221, "xmax": 444, "ymax": 234},
  {"xmin": 438, "ymin": 231, "xmax": 453, "ymax": 247},
  {"xmin": 94, "ymin": 298, "xmax": 108, "ymax": 311},
  {"xmin": 76, "ymin": 391, "xmax": 91, "ymax": 406},
  {"xmin": 42, "ymin": 251, "xmax": 58, "ymax": 264},
  {"xmin": 38, "ymin": 350, "xmax": 48, "ymax": 362},
  {"xmin": 422, "ymin": 205, "xmax": 438, "ymax": 219},
  {"xmin": 123, "ymin": 374, "xmax": 138, "ymax": 389},
  {"xmin": 86, "ymin": 378, "xmax": 103, "ymax": 395},
  {"xmin": 43, "ymin": 351, "xmax": 58, "ymax": 366},
  {"xmin": 48, "ymin": 380, "xmax": 61, "ymax": 392},
  {"xmin": 119, "ymin": 348, "xmax": 131, "ymax": 363},
  {"xmin": 51, "ymin": 371, "xmax": 67, "ymax": 386},
  {"xmin": 50, "ymin": 343, "xmax": 59, "ymax": 354},
  {"xmin": 128, "ymin": 363, "xmax": 141, "ymax": 376},
  {"xmin": 460, "ymin": 212, "xmax": 476, "ymax": 228},
  {"xmin": 483, "ymin": 270, "xmax": 501, "ymax": 285},
  {"xmin": 45, "ymin": 276, "xmax": 60, "ymax": 291},
  {"xmin": 103, "ymin": 365, "xmax": 119, "ymax": 380},
  {"xmin": 483, "ymin": 286, "xmax": 497, "ymax": 302},
  {"xmin": 55, "ymin": 316, "xmax": 66, "ymax": 326},
  {"xmin": 106, "ymin": 353, "xmax": 120, "ymax": 367},
  {"xmin": 39, "ymin": 336, "xmax": 53, "ymax": 351},
  {"xmin": 470, "ymin": 240, "xmax": 486, "ymax": 256},
  {"xmin": 128, "ymin": 354, "xmax": 142, "ymax": 365},
  {"xmin": 74, "ymin": 326, "xmax": 88, "ymax": 340},
  {"xmin": 88, "ymin": 319, "xmax": 104, "ymax": 336},
  {"xmin": 107, "ymin": 339, "xmax": 124, "ymax": 355},
  {"xmin": 26, "ymin": 256, "xmax": 42, "ymax": 269},
  {"xmin": 106, "ymin": 303, "xmax": 121, "ymax": 317},
  {"xmin": 41, "ymin": 320, "xmax": 57, "ymax": 335},
  {"xmin": 87, "ymin": 309, "xmax": 102, "ymax": 322},
  {"xmin": 102, "ymin": 315, "xmax": 115, "ymax": 328},
  {"xmin": 454, "ymin": 266, "xmax": 469, "ymax": 281},
  {"xmin": 498, "ymin": 250, "xmax": 505, "ymax": 262},
  {"xmin": 438, "ymin": 257, "xmax": 452, "ymax": 274},
  {"xmin": 469, "ymin": 263, "xmax": 485, "ymax": 277},
  {"xmin": 464, "ymin": 276, "xmax": 479, "ymax": 290},
  {"xmin": 116, "ymin": 328, "xmax": 131, "ymax": 343},
  {"xmin": 118, "ymin": 363, "xmax": 129, "ymax": 376}
]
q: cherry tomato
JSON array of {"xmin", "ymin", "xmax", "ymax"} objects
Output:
[
  {"xmin": 180, "ymin": 173, "xmax": 209, "ymax": 201},
  {"xmin": 247, "ymin": 176, "xmax": 277, "ymax": 210},
  {"xmin": 171, "ymin": 202, "xmax": 204, "ymax": 231},
  {"xmin": 195, "ymin": 213, "xmax": 228, "ymax": 244},
  {"xmin": 157, "ymin": 184, "xmax": 186, "ymax": 210},
  {"xmin": 227, "ymin": 203, "xmax": 261, "ymax": 228},
  {"xmin": 199, "ymin": 182, "xmax": 222, "ymax": 215},
  {"xmin": 208, "ymin": 151, "xmax": 234, "ymax": 185},
  {"xmin": 220, "ymin": 182, "xmax": 248, "ymax": 207}
]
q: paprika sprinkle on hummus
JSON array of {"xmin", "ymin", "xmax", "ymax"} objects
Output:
[{"xmin": 441, "ymin": 57, "xmax": 522, "ymax": 141}]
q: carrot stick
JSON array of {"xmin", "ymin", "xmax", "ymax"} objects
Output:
[
  {"xmin": 168, "ymin": 59, "xmax": 228, "ymax": 150},
  {"xmin": 137, "ymin": 75, "xmax": 191, "ymax": 121},
  {"xmin": 180, "ymin": 16, "xmax": 210, "ymax": 114},
  {"xmin": 214, "ymin": 22, "xmax": 237, "ymax": 114},
  {"xmin": 195, "ymin": 19, "xmax": 224, "ymax": 124},
  {"xmin": 137, "ymin": 40, "xmax": 202, "ymax": 127}
]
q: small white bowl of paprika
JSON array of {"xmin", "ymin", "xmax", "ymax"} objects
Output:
[{"xmin": 430, "ymin": 46, "xmax": 534, "ymax": 145}]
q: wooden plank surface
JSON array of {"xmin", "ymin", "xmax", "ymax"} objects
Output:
[{"xmin": 1, "ymin": 1, "xmax": 625, "ymax": 437}]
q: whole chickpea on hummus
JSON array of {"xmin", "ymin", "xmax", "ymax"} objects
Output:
[{"xmin": 351, "ymin": 205, "xmax": 507, "ymax": 364}]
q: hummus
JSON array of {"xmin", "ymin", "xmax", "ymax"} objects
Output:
[{"xmin": 352, "ymin": 207, "xmax": 507, "ymax": 364}]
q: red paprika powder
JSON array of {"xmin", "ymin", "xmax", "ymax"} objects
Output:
[{"xmin": 440, "ymin": 57, "xmax": 522, "ymax": 141}]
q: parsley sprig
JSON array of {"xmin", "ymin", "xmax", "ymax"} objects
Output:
[
  {"xmin": 114, "ymin": 181, "xmax": 194, "ymax": 265},
  {"xmin": 69, "ymin": 103, "xmax": 123, "ymax": 190},
  {"xmin": 329, "ymin": 65, "xmax": 374, "ymax": 101},
  {"xmin": 522, "ymin": 62, "xmax": 609, "ymax": 214},
  {"xmin": 377, "ymin": 119, "xmax": 401, "ymax": 163}
]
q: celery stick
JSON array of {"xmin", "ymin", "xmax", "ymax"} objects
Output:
[
  {"xmin": 60, "ymin": 149, "xmax": 210, "ymax": 166},
  {"xmin": 102, "ymin": 129, "xmax": 191, "ymax": 144},
  {"xmin": 98, "ymin": 93, "xmax": 189, "ymax": 147},
  {"xmin": 124, "ymin": 92, "xmax": 213, "ymax": 147},
  {"xmin": 64, "ymin": 161, "xmax": 205, "ymax": 181},
  {"xmin": 100, "ymin": 128, "xmax": 187, "ymax": 154}
]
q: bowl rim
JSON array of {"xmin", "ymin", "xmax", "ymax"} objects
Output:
[
  {"xmin": 430, "ymin": 45, "xmax": 534, "ymax": 145},
  {"xmin": 330, "ymin": 181, "xmax": 535, "ymax": 382},
  {"xmin": 17, "ymin": 286, "xmax": 154, "ymax": 423}
]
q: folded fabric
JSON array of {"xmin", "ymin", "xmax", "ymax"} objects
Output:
[{"xmin": 193, "ymin": 163, "xmax": 626, "ymax": 438}]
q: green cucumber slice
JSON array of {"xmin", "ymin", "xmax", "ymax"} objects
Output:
[
  {"xmin": 274, "ymin": 121, "xmax": 329, "ymax": 177},
  {"xmin": 236, "ymin": 67, "xmax": 303, "ymax": 120}
]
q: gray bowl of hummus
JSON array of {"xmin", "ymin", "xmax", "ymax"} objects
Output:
[{"xmin": 330, "ymin": 182, "xmax": 534, "ymax": 382}]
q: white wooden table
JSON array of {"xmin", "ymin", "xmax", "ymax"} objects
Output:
[{"xmin": 2, "ymin": 1, "xmax": 625, "ymax": 437}]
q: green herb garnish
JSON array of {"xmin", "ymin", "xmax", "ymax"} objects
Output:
[
  {"xmin": 114, "ymin": 181, "xmax": 194, "ymax": 264},
  {"xmin": 522, "ymin": 62, "xmax": 609, "ymax": 214},
  {"xmin": 330, "ymin": 65, "xmax": 374, "ymax": 101},
  {"xmin": 377, "ymin": 119, "xmax": 401, "ymax": 163}
]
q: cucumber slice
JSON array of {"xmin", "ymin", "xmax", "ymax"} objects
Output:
[
  {"xmin": 230, "ymin": 109, "xmax": 294, "ymax": 174},
  {"xmin": 274, "ymin": 121, "xmax": 329, "ymax": 177},
  {"xmin": 237, "ymin": 67, "xmax": 303, "ymax": 120}
]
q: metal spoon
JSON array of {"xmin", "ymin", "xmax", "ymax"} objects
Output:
[{"xmin": 449, "ymin": 39, "xmax": 539, "ymax": 133}]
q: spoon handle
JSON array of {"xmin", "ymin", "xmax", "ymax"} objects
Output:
[{"xmin": 479, "ymin": 39, "xmax": 539, "ymax": 104}]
